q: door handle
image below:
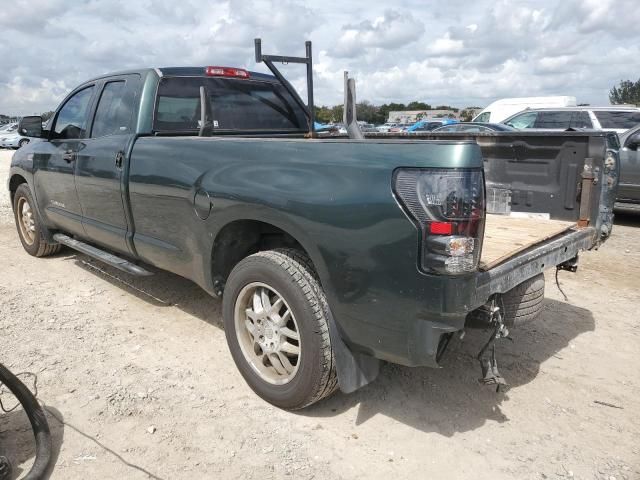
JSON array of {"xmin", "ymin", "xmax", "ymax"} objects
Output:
[
  {"xmin": 62, "ymin": 151, "xmax": 75, "ymax": 163},
  {"xmin": 115, "ymin": 151, "xmax": 125, "ymax": 169}
]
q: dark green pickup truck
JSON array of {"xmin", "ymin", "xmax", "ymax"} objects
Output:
[{"xmin": 9, "ymin": 64, "xmax": 618, "ymax": 409}]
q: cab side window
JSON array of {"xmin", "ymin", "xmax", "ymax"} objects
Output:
[
  {"xmin": 52, "ymin": 86, "xmax": 95, "ymax": 139},
  {"xmin": 91, "ymin": 80, "xmax": 136, "ymax": 138},
  {"xmin": 534, "ymin": 111, "xmax": 573, "ymax": 129}
]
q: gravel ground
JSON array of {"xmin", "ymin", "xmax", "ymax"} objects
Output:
[{"xmin": 0, "ymin": 149, "xmax": 638, "ymax": 480}]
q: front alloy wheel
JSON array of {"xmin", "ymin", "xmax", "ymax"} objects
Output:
[
  {"xmin": 17, "ymin": 197, "xmax": 36, "ymax": 246},
  {"xmin": 12, "ymin": 184, "xmax": 62, "ymax": 257}
]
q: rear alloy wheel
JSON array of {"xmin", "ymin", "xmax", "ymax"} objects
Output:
[
  {"xmin": 223, "ymin": 249, "xmax": 337, "ymax": 409},
  {"xmin": 234, "ymin": 282, "xmax": 301, "ymax": 384}
]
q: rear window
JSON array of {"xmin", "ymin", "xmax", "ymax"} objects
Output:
[
  {"xmin": 154, "ymin": 76, "xmax": 306, "ymax": 132},
  {"xmin": 593, "ymin": 111, "xmax": 640, "ymax": 129}
]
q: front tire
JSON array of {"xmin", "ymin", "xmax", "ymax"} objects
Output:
[
  {"xmin": 222, "ymin": 249, "xmax": 337, "ymax": 410},
  {"xmin": 17, "ymin": 138, "xmax": 29, "ymax": 149},
  {"xmin": 13, "ymin": 184, "xmax": 62, "ymax": 257}
]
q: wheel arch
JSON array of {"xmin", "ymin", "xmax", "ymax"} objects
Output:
[
  {"xmin": 8, "ymin": 173, "xmax": 28, "ymax": 207},
  {"xmin": 209, "ymin": 218, "xmax": 325, "ymax": 295},
  {"xmin": 208, "ymin": 215, "xmax": 381, "ymax": 395}
]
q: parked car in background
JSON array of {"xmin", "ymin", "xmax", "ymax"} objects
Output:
[
  {"xmin": 358, "ymin": 122, "xmax": 378, "ymax": 133},
  {"xmin": 407, "ymin": 119, "xmax": 457, "ymax": 133},
  {"xmin": 617, "ymin": 124, "xmax": 640, "ymax": 210},
  {"xmin": 1, "ymin": 123, "xmax": 33, "ymax": 149},
  {"xmin": 389, "ymin": 123, "xmax": 413, "ymax": 132},
  {"xmin": 473, "ymin": 96, "xmax": 576, "ymax": 123},
  {"xmin": 376, "ymin": 122, "xmax": 398, "ymax": 132},
  {"xmin": 0, "ymin": 123, "xmax": 18, "ymax": 134},
  {"xmin": 503, "ymin": 107, "xmax": 640, "ymax": 133},
  {"xmin": 432, "ymin": 122, "xmax": 516, "ymax": 133}
]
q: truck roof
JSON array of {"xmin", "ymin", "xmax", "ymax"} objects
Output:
[{"xmin": 85, "ymin": 67, "xmax": 277, "ymax": 83}]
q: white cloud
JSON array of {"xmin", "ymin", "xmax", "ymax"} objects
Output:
[
  {"xmin": 0, "ymin": 0, "xmax": 638, "ymax": 115},
  {"xmin": 331, "ymin": 10, "xmax": 425, "ymax": 58}
]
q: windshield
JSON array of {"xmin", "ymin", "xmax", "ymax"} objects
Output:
[
  {"xmin": 474, "ymin": 112, "xmax": 490, "ymax": 122},
  {"xmin": 154, "ymin": 76, "xmax": 307, "ymax": 132},
  {"xmin": 593, "ymin": 111, "xmax": 640, "ymax": 129}
]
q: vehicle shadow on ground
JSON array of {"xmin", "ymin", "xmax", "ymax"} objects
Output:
[
  {"xmin": 0, "ymin": 405, "xmax": 64, "ymax": 480},
  {"xmin": 613, "ymin": 210, "xmax": 640, "ymax": 227},
  {"xmin": 304, "ymin": 299, "xmax": 595, "ymax": 435},
  {"xmin": 71, "ymin": 256, "xmax": 224, "ymax": 329},
  {"xmin": 70, "ymin": 255, "xmax": 595, "ymax": 436}
]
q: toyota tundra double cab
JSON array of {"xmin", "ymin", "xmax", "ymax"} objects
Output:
[{"xmin": 9, "ymin": 44, "xmax": 618, "ymax": 409}]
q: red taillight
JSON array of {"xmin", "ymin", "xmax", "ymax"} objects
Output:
[
  {"xmin": 429, "ymin": 222, "xmax": 453, "ymax": 235},
  {"xmin": 394, "ymin": 168, "xmax": 486, "ymax": 275},
  {"xmin": 205, "ymin": 66, "xmax": 250, "ymax": 78}
]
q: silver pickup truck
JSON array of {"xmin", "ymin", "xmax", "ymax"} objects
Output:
[{"xmin": 617, "ymin": 125, "xmax": 640, "ymax": 209}]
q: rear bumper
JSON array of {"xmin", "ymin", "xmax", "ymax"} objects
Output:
[
  {"xmin": 472, "ymin": 227, "xmax": 596, "ymax": 300},
  {"xmin": 355, "ymin": 227, "xmax": 597, "ymax": 368}
]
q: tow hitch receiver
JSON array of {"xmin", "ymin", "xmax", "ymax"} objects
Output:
[{"xmin": 476, "ymin": 299, "xmax": 510, "ymax": 392}]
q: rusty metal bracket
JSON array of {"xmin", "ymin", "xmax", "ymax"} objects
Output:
[{"xmin": 578, "ymin": 158, "xmax": 595, "ymax": 227}]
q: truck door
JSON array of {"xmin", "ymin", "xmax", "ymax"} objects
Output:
[
  {"xmin": 34, "ymin": 85, "xmax": 96, "ymax": 237},
  {"xmin": 75, "ymin": 75, "xmax": 140, "ymax": 255},
  {"xmin": 619, "ymin": 133, "xmax": 640, "ymax": 202}
]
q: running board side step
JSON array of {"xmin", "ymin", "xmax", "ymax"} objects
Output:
[{"xmin": 53, "ymin": 233, "xmax": 153, "ymax": 277}]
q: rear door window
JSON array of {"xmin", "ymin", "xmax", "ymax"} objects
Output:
[
  {"xmin": 569, "ymin": 111, "xmax": 593, "ymax": 129},
  {"xmin": 594, "ymin": 111, "xmax": 640, "ymax": 129},
  {"xmin": 533, "ymin": 111, "xmax": 573, "ymax": 129},
  {"xmin": 154, "ymin": 76, "xmax": 307, "ymax": 132},
  {"xmin": 91, "ymin": 78, "xmax": 139, "ymax": 138}
]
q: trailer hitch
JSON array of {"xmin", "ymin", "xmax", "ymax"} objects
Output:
[{"xmin": 476, "ymin": 298, "xmax": 510, "ymax": 392}]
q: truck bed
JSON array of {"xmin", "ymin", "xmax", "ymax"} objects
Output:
[{"xmin": 480, "ymin": 214, "xmax": 576, "ymax": 271}]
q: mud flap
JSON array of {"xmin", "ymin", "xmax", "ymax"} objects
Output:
[{"xmin": 323, "ymin": 303, "xmax": 380, "ymax": 394}]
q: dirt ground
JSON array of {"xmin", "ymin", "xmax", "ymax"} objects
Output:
[{"xmin": 0, "ymin": 149, "xmax": 638, "ymax": 480}]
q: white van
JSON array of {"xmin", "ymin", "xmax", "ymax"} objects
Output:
[{"xmin": 473, "ymin": 96, "xmax": 577, "ymax": 123}]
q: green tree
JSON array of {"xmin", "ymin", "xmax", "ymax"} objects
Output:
[
  {"xmin": 330, "ymin": 104, "xmax": 344, "ymax": 123},
  {"xmin": 406, "ymin": 101, "xmax": 431, "ymax": 111},
  {"xmin": 355, "ymin": 101, "xmax": 379, "ymax": 124},
  {"xmin": 609, "ymin": 79, "xmax": 640, "ymax": 105},
  {"xmin": 435, "ymin": 105, "xmax": 459, "ymax": 112},
  {"xmin": 460, "ymin": 108, "xmax": 475, "ymax": 122},
  {"xmin": 314, "ymin": 105, "xmax": 345, "ymax": 124},
  {"xmin": 378, "ymin": 103, "xmax": 406, "ymax": 123}
]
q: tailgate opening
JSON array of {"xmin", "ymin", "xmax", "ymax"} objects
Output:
[{"xmin": 479, "ymin": 214, "xmax": 578, "ymax": 271}]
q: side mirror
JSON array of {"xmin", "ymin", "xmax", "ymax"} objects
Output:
[
  {"xmin": 626, "ymin": 131, "xmax": 640, "ymax": 150},
  {"xmin": 18, "ymin": 116, "xmax": 43, "ymax": 138}
]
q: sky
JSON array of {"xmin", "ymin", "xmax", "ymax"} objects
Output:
[{"xmin": 1, "ymin": 0, "xmax": 639, "ymax": 115}]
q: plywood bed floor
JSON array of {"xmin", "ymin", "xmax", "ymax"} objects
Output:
[{"xmin": 479, "ymin": 214, "xmax": 576, "ymax": 271}]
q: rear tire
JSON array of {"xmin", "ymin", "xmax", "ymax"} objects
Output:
[
  {"xmin": 501, "ymin": 273, "xmax": 545, "ymax": 327},
  {"xmin": 13, "ymin": 184, "xmax": 62, "ymax": 257},
  {"xmin": 222, "ymin": 248, "xmax": 337, "ymax": 410}
]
